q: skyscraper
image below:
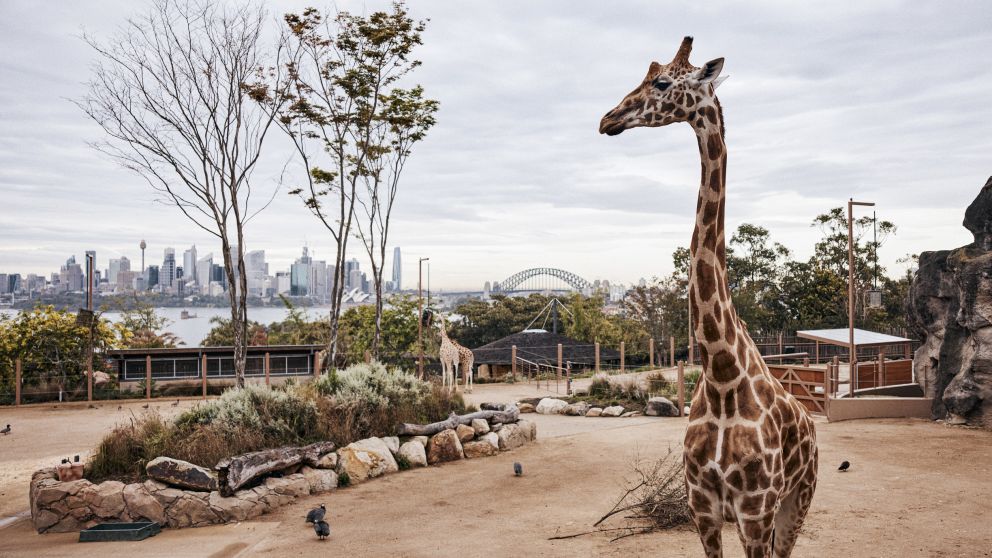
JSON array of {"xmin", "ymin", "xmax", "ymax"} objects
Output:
[
  {"xmin": 391, "ymin": 247, "xmax": 402, "ymax": 291},
  {"xmin": 108, "ymin": 257, "xmax": 130, "ymax": 285},
  {"xmin": 147, "ymin": 265, "xmax": 160, "ymax": 289},
  {"xmin": 290, "ymin": 247, "xmax": 312, "ymax": 296},
  {"xmin": 245, "ymin": 250, "xmax": 267, "ymax": 297},
  {"xmin": 162, "ymin": 248, "xmax": 176, "ymax": 289},
  {"xmin": 183, "ymin": 245, "xmax": 197, "ymax": 290},
  {"xmin": 197, "ymin": 253, "xmax": 213, "ymax": 295}
]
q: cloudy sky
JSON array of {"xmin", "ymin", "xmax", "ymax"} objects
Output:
[{"xmin": 1, "ymin": 0, "xmax": 990, "ymax": 291}]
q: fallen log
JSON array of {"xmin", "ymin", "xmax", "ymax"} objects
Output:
[
  {"xmin": 215, "ymin": 441, "xmax": 335, "ymax": 496},
  {"xmin": 396, "ymin": 405, "xmax": 519, "ymax": 437}
]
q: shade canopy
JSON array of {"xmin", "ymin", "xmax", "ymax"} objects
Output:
[{"xmin": 796, "ymin": 328, "xmax": 913, "ymax": 349}]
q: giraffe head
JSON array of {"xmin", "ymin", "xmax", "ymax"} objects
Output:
[{"xmin": 599, "ymin": 36, "xmax": 726, "ymax": 136}]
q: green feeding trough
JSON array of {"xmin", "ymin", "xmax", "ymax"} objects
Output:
[{"xmin": 79, "ymin": 521, "xmax": 161, "ymax": 542}]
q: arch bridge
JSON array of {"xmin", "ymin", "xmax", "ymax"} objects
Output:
[{"xmin": 492, "ymin": 267, "xmax": 592, "ymax": 293}]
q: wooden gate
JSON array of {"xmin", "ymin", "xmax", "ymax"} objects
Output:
[{"xmin": 766, "ymin": 364, "xmax": 826, "ymax": 415}]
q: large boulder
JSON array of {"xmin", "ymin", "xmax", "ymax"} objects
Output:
[
  {"xmin": 536, "ymin": 398, "xmax": 569, "ymax": 415},
  {"xmin": 81, "ymin": 480, "xmax": 126, "ymax": 519},
  {"xmin": 518, "ymin": 419, "xmax": 537, "ymax": 441},
  {"xmin": 122, "ymin": 482, "xmax": 166, "ymax": 525},
  {"xmin": 145, "ymin": 457, "xmax": 218, "ymax": 492},
  {"xmin": 518, "ymin": 403, "xmax": 536, "ymax": 413},
  {"xmin": 585, "ymin": 407, "xmax": 603, "ymax": 417},
  {"xmin": 496, "ymin": 423, "xmax": 528, "ymax": 451},
  {"xmin": 336, "ymin": 438, "xmax": 398, "ymax": 483},
  {"xmin": 908, "ymin": 176, "xmax": 992, "ymax": 427},
  {"xmin": 397, "ymin": 441, "xmax": 428, "ymax": 468},
  {"xmin": 301, "ymin": 466, "xmax": 338, "ymax": 494},
  {"xmin": 427, "ymin": 429, "xmax": 464, "ymax": 464},
  {"xmin": 455, "ymin": 424, "xmax": 476, "ymax": 443},
  {"xmin": 314, "ymin": 452, "xmax": 338, "ymax": 470},
  {"xmin": 463, "ymin": 432, "xmax": 500, "ymax": 458},
  {"xmin": 601, "ymin": 405, "xmax": 625, "ymax": 417},
  {"xmin": 471, "ymin": 418, "xmax": 491, "ymax": 436},
  {"xmin": 381, "ymin": 436, "xmax": 400, "ymax": 454},
  {"xmin": 645, "ymin": 396, "xmax": 680, "ymax": 417},
  {"xmin": 564, "ymin": 402, "xmax": 591, "ymax": 416}
]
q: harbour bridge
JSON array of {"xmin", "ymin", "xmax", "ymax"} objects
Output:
[{"xmin": 490, "ymin": 267, "xmax": 592, "ymax": 294}]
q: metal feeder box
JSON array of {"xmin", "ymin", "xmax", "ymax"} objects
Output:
[{"xmin": 79, "ymin": 521, "xmax": 161, "ymax": 542}]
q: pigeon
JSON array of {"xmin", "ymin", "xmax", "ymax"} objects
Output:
[
  {"xmin": 314, "ymin": 519, "xmax": 330, "ymax": 540},
  {"xmin": 172, "ymin": 399, "xmax": 180, "ymax": 407},
  {"xmin": 838, "ymin": 460, "xmax": 851, "ymax": 472},
  {"xmin": 142, "ymin": 403, "xmax": 150, "ymax": 409},
  {"xmin": 1, "ymin": 424, "xmax": 10, "ymax": 435},
  {"xmin": 513, "ymin": 462, "xmax": 523, "ymax": 477},
  {"xmin": 306, "ymin": 504, "xmax": 326, "ymax": 524}
]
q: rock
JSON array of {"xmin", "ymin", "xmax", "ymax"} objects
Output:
[
  {"xmin": 123, "ymin": 483, "xmax": 166, "ymax": 525},
  {"xmin": 382, "ymin": 436, "xmax": 400, "ymax": 454},
  {"xmin": 601, "ymin": 405, "xmax": 625, "ymax": 417},
  {"xmin": 490, "ymin": 423, "xmax": 503, "ymax": 432},
  {"xmin": 463, "ymin": 433, "xmax": 500, "ymax": 458},
  {"xmin": 146, "ymin": 457, "xmax": 218, "ymax": 492},
  {"xmin": 585, "ymin": 407, "xmax": 603, "ymax": 417},
  {"xmin": 620, "ymin": 411, "xmax": 643, "ymax": 418},
  {"xmin": 455, "ymin": 424, "xmax": 476, "ymax": 443},
  {"xmin": 497, "ymin": 423, "xmax": 528, "ymax": 451},
  {"xmin": 427, "ymin": 429, "xmax": 464, "ymax": 464},
  {"xmin": 471, "ymin": 418, "xmax": 491, "ymax": 436},
  {"xmin": 518, "ymin": 419, "xmax": 537, "ymax": 441},
  {"xmin": 336, "ymin": 438, "xmax": 398, "ymax": 483},
  {"xmin": 536, "ymin": 397, "xmax": 569, "ymax": 415},
  {"xmin": 165, "ymin": 492, "xmax": 218, "ymax": 528},
  {"xmin": 564, "ymin": 401, "xmax": 591, "ymax": 416},
  {"xmin": 518, "ymin": 403, "xmax": 535, "ymax": 413},
  {"xmin": 397, "ymin": 441, "xmax": 428, "ymax": 468},
  {"xmin": 301, "ymin": 466, "xmax": 338, "ymax": 494},
  {"xmin": 92, "ymin": 370, "xmax": 111, "ymax": 386},
  {"xmin": 908, "ymin": 176, "xmax": 992, "ymax": 427},
  {"xmin": 82, "ymin": 481, "xmax": 126, "ymax": 519},
  {"xmin": 412, "ymin": 436, "xmax": 429, "ymax": 447},
  {"xmin": 645, "ymin": 396, "xmax": 680, "ymax": 417},
  {"xmin": 480, "ymin": 402, "xmax": 508, "ymax": 411},
  {"xmin": 315, "ymin": 452, "xmax": 338, "ymax": 470},
  {"xmin": 208, "ymin": 491, "xmax": 256, "ymax": 523}
]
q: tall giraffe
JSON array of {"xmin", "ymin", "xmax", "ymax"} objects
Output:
[
  {"xmin": 437, "ymin": 317, "xmax": 459, "ymax": 392},
  {"xmin": 600, "ymin": 37, "xmax": 818, "ymax": 558},
  {"xmin": 437, "ymin": 317, "xmax": 475, "ymax": 392}
]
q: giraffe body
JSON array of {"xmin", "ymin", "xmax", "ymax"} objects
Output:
[
  {"xmin": 600, "ymin": 37, "xmax": 818, "ymax": 558},
  {"xmin": 437, "ymin": 319, "xmax": 459, "ymax": 392}
]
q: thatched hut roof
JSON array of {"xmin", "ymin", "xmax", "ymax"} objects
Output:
[{"xmin": 471, "ymin": 329, "xmax": 620, "ymax": 366}]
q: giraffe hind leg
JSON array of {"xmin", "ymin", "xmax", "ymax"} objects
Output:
[{"xmin": 773, "ymin": 474, "xmax": 816, "ymax": 557}]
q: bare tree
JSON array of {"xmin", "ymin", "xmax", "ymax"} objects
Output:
[
  {"xmin": 278, "ymin": 3, "xmax": 435, "ymax": 365},
  {"xmin": 77, "ymin": 0, "xmax": 288, "ymax": 387}
]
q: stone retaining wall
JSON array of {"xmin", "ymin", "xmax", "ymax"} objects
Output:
[{"xmin": 30, "ymin": 418, "xmax": 537, "ymax": 533}]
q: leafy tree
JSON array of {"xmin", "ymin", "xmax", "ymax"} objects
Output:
[
  {"xmin": 201, "ymin": 317, "xmax": 267, "ymax": 347},
  {"xmin": 778, "ymin": 261, "xmax": 848, "ymax": 329},
  {"xmin": 103, "ymin": 296, "xmax": 181, "ymax": 349},
  {"xmin": 0, "ymin": 306, "xmax": 121, "ymax": 398},
  {"xmin": 449, "ymin": 294, "xmax": 554, "ymax": 348},
  {"xmin": 727, "ymin": 224, "xmax": 791, "ymax": 332},
  {"xmin": 338, "ymin": 295, "xmax": 422, "ymax": 366},
  {"xmin": 266, "ymin": 296, "xmax": 330, "ymax": 346}
]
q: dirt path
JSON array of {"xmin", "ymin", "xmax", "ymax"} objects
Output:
[{"xmin": 1, "ymin": 388, "xmax": 990, "ymax": 557}]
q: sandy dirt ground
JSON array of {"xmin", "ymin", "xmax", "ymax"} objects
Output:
[{"xmin": 1, "ymin": 382, "xmax": 990, "ymax": 557}]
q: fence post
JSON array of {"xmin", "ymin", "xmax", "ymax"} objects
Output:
[
  {"xmin": 145, "ymin": 355, "xmax": 152, "ymax": 400},
  {"xmin": 595, "ymin": 342, "xmax": 600, "ymax": 373},
  {"xmin": 815, "ymin": 341, "xmax": 820, "ymax": 364},
  {"xmin": 620, "ymin": 341, "xmax": 625, "ymax": 373},
  {"xmin": 878, "ymin": 347, "xmax": 886, "ymax": 387},
  {"xmin": 778, "ymin": 332, "xmax": 783, "ymax": 355},
  {"xmin": 87, "ymin": 353, "xmax": 93, "ymax": 403},
  {"xmin": 803, "ymin": 357, "xmax": 810, "ymax": 367},
  {"xmin": 670, "ymin": 336, "xmax": 675, "ymax": 368},
  {"xmin": 832, "ymin": 355, "xmax": 840, "ymax": 398},
  {"xmin": 678, "ymin": 360, "xmax": 685, "ymax": 417},
  {"xmin": 511, "ymin": 345, "xmax": 517, "ymax": 379},
  {"xmin": 649, "ymin": 338, "xmax": 655, "ymax": 368},
  {"xmin": 15, "ymin": 358, "xmax": 21, "ymax": 406},
  {"xmin": 264, "ymin": 352, "xmax": 270, "ymax": 387},
  {"xmin": 557, "ymin": 343, "xmax": 563, "ymax": 393},
  {"xmin": 824, "ymin": 360, "xmax": 832, "ymax": 418},
  {"xmin": 314, "ymin": 352, "xmax": 322, "ymax": 380},
  {"xmin": 201, "ymin": 354, "xmax": 208, "ymax": 398}
]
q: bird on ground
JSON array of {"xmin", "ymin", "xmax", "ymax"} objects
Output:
[
  {"xmin": 88, "ymin": 404, "xmax": 96, "ymax": 409},
  {"xmin": 142, "ymin": 403, "xmax": 150, "ymax": 409},
  {"xmin": 838, "ymin": 461, "xmax": 851, "ymax": 472},
  {"xmin": 306, "ymin": 504, "xmax": 326, "ymax": 524},
  {"xmin": 513, "ymin": 462, "xmax": 523, "ymax": 477},
  {"xmin": 117, "ymin": 405, "xmax": 122, "ymax": 411},
  {"xmin": 314, "ymin": 519, "xmax": 330, "ymax": 540},
  {"xmin": 172, "ymin": 399, "xmax": 180, "ymax": 407},
  {"xmin": 2, "ymin": 424, "xmax": 11, "ymax": 435}
]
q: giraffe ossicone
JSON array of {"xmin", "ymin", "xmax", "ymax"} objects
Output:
[{"xmin": 600, "ymin": 36, "xmax": 818, "ymax": 558}]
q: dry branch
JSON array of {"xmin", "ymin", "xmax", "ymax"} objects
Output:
[
  {"xmin": 396, "ymin": 405, "xmax": 519, "ymax": 436},
  {"xmin": 215, "ymin": 441, "xmax": 335, "ymax": 496}
]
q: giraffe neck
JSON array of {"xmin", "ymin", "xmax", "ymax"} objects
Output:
[{"xmin": 687, "ymin": 98, "xmax": 743, "ymax": 384}]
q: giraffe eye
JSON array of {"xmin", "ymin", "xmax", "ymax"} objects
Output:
[{"xmin": 653, "ymin": 79, "xmax": 671, "ymax": 91}]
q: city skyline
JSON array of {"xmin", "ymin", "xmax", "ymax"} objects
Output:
[{"xmin": 1, "ymin": 1, "xmax": 989, "ymax": 290}]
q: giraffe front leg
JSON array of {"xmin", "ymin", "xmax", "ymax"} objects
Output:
[
  {"xmin": 735, "ymin": 512, "xmax": 775, "ymax": 558},
  {"xmin": 773, "ymin": 460, "xmax": 817, "ymax": 557},
  {"xmin": 687, "ymin": 483, "xmax": 724, "ymax": 558}
]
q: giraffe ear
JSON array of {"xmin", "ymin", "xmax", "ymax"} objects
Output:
[
  {"xmin": 692, "ymin": 58, "xmax": 724, "ymax": 85},
  {"xmin": 713, "ymin": 75, "xmax": 729, "ymax": 90}
]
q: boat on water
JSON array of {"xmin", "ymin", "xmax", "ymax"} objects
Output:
[{"xmin": 180, "ymin": 309, "xmax": 198, "ymax": 320}]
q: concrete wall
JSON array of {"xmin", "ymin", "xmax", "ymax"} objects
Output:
[{"xmin": 827, "ymin": 396, "xmax": 933, "ymax": 422}]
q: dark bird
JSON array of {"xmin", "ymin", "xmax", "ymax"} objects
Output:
[
  {"xmin": 313, "ymin": 519, "xmax": 330, "ymax": 540},
  {"xmin": 118, "ymin": 405, "xmax": 122, "ymax": 411},
  {"xmin": 74, "ymin": 455, "xmax": 80, "ymax": 463},
  {"xmin": 142, "ymin": 403, "xmax": 150, "ymax": 409},
  {"xmin": 306, "ymin": 504, "xmax": 326, "ymax": 524},
  {"xmin": 88, "ymin": 404, "xmax": 96, "ymax": 409},
  {"xmin": 838, "ymin": 460, "xmax": 851, "ymax": 472},
  {"xmin": 172, "ymin": 399, "xmax": 180, "ymax": 407},
  {"xmin": 513, "ymin": 462, "xmax": 523, "ymax": 477},
  {"xmin": 1, "ymin": 424, "xmax": 10, "ymax": 435}
]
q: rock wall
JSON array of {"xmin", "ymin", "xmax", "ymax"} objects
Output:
[
  {"xmin": 908, "ymin": 176, "xmax": 992, "ymax": 427},
  {"xmin": 30, "ymin": 419, "xmax": 537, "ymax": 533}
]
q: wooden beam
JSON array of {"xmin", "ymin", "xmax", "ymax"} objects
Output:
[
  {"xmin": 511, "ymin": 345, "xmax": 517, "ymax": 379},
  {"xmin": 649, "ymin": 338, "xmax": 655, "ymax": 368},
  {"xmin": 595, "ymin": 342, "xmax": 600, "ymax": 373},
  {"xmin": 620, "ymin": 341, "xmax": 625, "ymax": 373},
  {"xmin": 145, "ymin": 355, "xmax": 151, "ymax": 400},
  {"xmin": 15, "ymin": 358, "xmax": 21, "ymax": 406},
  {"xmin": 677, "ymin": 360, "xmax": 685, "ymax": 417},
  {"xmin": 264, "ymin": 352, "xmax": 270, "ymax": 387},
  {"xmin": 670, "ymin": 336, "xmax": 675, "ymax": 369},
  {"xmin": 201, "ymin": 354, "xmax": 208, "ymax": 399},
  {"xmin": 556, "ymin": 343, "xmax": 562, "ymax": 391}
]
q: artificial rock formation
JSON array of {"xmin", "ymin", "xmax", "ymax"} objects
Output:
[{"xmin": 909, "ymin": 176, "xmax": 992, "ymax": 427}]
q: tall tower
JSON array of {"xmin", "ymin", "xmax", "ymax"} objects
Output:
[
  {"xmin": 140, "ymin": 240, "xmax": 146, "ymax": 282},
  {"xmin": 162, "ymin": 248, "xmax": 176, "ymax": 289},
  {"xmin": 392, "ymin": 247, "xmax": 402, "ymax": 291}
]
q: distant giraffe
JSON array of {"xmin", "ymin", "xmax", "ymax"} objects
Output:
[
  {"xmin": 600, "ymin": 37, "xmax": 818, "ymax": 558},
  {"xmin": 437, "ymin": 316, "xmax": 474, "ymax": 392},
  {"xmin": 437, "ymin": 317, "xmax": 459, "ymax": 392}
]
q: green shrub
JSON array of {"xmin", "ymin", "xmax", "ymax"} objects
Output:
[
  {"xmin": 338, "ymin": 472, "xmax": 351, "ymax": 487},
  {"xmin": 395, "ymin": 454, "xmax": 411, "ymax": 471}
]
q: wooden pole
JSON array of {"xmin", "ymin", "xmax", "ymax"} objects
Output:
[
  {"xmin": 815, "ymin": 341, "xmax": 820, "ymax": 364},
  {"xmin": 15, "ymin": 358, "xmax": 21, "ymax": 406},
  {"xmin": 777, "ymin": 332, "xmax": 783, "ymax": 355},
  {"xmin": 201, "ymin": 354, "xmax": 208, "ymax": 398},
  {"xmin": 832, "ymin": 355, "xmax": 840, "ymax": 398},
  {"xmin": 670, "ymin": 336, "xmax": 675, "ymax": 368},
  {"xmin": 145, "ymin": 355, "xmax": 151, "ymax": 400},
  {"xmin": 264, "ymin": 352, "xmax": 270, "ymax": 386},
  {"xmin": 677, "ymin": 360, "xmax": 685, "ymax": 417},
  {"xmin": 511, "ymin": 345, "xmax": 517, "ymax": 379},
  {"xmin": 87, "ymin": 353, "xmax": 93, "ymax": 403},
  {"xmin": 878, "ymin": 346, "xmax": 886, "ymax": 387},
  {"xmin": 649, "ymin": 338, "xmax": 655, "ymax": 368},
  {"xmin": 620, "ymin": 341, "xmax": 625, "ymax": 373},
  {"xmin": 314, "ymin": 352, "xmax": 322, "ymax": 380},
  {"xmin": 904, "ymin": 342, "xmax": 911, "ymax": 360},
  {"xmin": 557, "ymin": 343, "xmax": 563, "ymax": 392},
  {"xmin": 824, "ymin": 359, "xmax": 833, "ymax": 418},
  {"xmin": 595, "ymin": 342, "xmax": 600, "ymax": 373}
]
